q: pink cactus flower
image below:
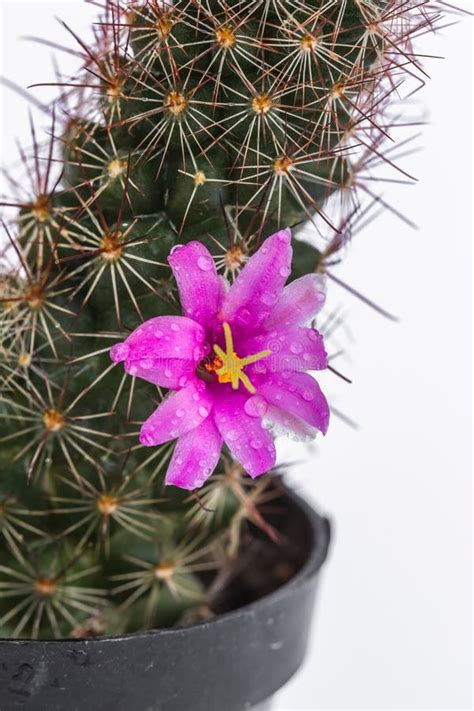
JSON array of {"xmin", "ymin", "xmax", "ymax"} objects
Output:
[{"xmin": 110, "ymin": 229, "xmax": 329, "ymax": 490}]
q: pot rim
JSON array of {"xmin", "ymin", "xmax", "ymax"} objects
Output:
[{"xmin": 1, "ymin": 486, "xmax": 331, "ymax": 645}]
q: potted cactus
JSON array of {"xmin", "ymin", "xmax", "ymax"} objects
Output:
[{"xmin": 0, "ymin": 0, "xmax": 457, "ymax": 708}]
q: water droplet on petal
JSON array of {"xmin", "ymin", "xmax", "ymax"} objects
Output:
[
  {"xmin": 277, "ymin": 230, "xmax": 291, "ymax": 243},
  {"xmin": 226, "ymin": 430, "xmax": 238, "ymax": 442},
  {"xmin": 110, "ymin": 343, "xmax": 129, "ymax": 362},
  {"xmin": 302, "ymin": 390, "xmax": 314, "ymax": 401},
  {"xmin": 128, "ymin": 365, "xmax": 138, "ymax": 375},
  {"xmin": 250, "ymin": 438, "xmax": 263, "ymax": 449},
  {"xmin": 178, "ymin": 375, "xmax": 188, "ymax": 387},
  {"xmin": 279, "ymin": 265, "xmax": 291, "ymax": 278},
  {"xmin": 193, "ymin": 346, "xmax": 204, "ymax": 360},
  {"xmin": 244, "ymin": 395, "xmax": 268, "ymax": 418},
  {"xmin": 140, "ymin": 430, "xmax": 154, "ymax": 446},
  {"xmin": 236, "ymin": 308, "xmax": 252, "ymax": 325},
  {"xmin": 164, "ymin": 368, "xmax": 172, "ymax": 378},
  {"xmin": 192, "ymin": 393, "xmax": 200, "ymax": 402},
  {"xmin": 171, "ymin": 323, "xmax": 179, "ymax": 332},
  {"xmin": 176, "ymin": 408, "xmax": 185, "ymax": 417},
  {"xmin": 154, "ymin": 328, "xmax": 163, "ymax": 338},
  {"xmin": 308, "ymin": 329, "xmax": 320, "ymax": 342},
  {"xmin": 140, "ymin": 358, "xmax": 153, "ymax": 370},
  {"xmin": 197, "ymin": 255, "xmax": 213, "ymax": 271},
  {"xmin": 198, "ymin": 406, "xmax": 209, "ymax": 418},
  {"xmin": 290, "ymin": 342, "xmax": 303, "ymax": 354},
  {"xmin": 261, "ymin": 290, "xmax": 278, "ymax": 306}
]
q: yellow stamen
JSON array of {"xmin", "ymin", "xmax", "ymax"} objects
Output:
[{"xmin": 212, "ymin": 322, "xmax": 270, "ymax": 394}]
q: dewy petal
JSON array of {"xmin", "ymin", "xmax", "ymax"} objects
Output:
[
  {"xmin": 263, "ymin": 273, "xmax": 326, "ymax": 330},
  {"xmin": 168, "ymin": 241, "xmax": 225, "ymax": 327},
  {"xmin": 221, "ymin": 229, "xmax": 292, "ymax": 332},
  {"xmin": 263, "ymin": 404, "xmax": 317, "ymax": 443},
  {"xmin": 110, "ymin": 316, "xmax": 206, "ymax": 389},
  {"xmin": 257, "ymin": 372, "xmax": 330, "ymax": 435},
  {"xmin": 244, "ymin": 326, "xmax": 327, "ymax": 375},
  {"xmin": 139, "ymin": 380, "xmax": 213, "ymax": 446},
  {"xmin": 213, "ymin": 390, "xmax": 276, "ymax": 478},
  {"xmin": 165, "ymin": 417, "xmax": 223, "ymax": 490}
]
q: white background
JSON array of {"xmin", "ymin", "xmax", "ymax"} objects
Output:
[{"xmin": 0, "ymin": 2, "xmax": 472, "ymax": 710}]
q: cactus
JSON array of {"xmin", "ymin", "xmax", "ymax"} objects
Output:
[{"xmin": 0, "ymin": 0, "xmax": 445, "ymax": 639}]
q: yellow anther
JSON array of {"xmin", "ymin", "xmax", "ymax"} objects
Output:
[{"xmin": 212, "ymin": 322, "xmax": 270, "ymax": 394}]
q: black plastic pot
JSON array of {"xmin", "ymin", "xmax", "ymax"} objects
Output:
[{"xmin": 0, "ymin": 490, "xmax": 330, "ymax": 711}]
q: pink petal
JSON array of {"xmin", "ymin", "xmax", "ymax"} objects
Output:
[
  {"xmin": 213, "ymin": 390, "xmax": 276, "ymax": 478},
  {"xmin": 263, "ymin": 404, "xmax": 317, "ymax": 442},
  {"xmin": 244, "ymin": 326, "xmax": 327, "ymax": 375},
  {"xmin": 263, "ymin": 273, "xmax": 326, "ymax": 330},
  {"xmin": 221, "ymin": 229, "xmax": 292, "ymax": 332},
  {"xmin": 139, "ymin": 380, "xmax": 213, "ymax": 446},
  {"xmin": 165, "ymin": 417, "xmax": 223, "ymax": 490},
  {"xmin": 110, "ymin": 316, "xmax": 206, "ymax": 389},
  {"xmin": 168, "ymin": 242, "xmax": 225, "ymax": 327},
  {"xmin": 257, "ymin": 372, "xmax": 330, "ymax": 434}
]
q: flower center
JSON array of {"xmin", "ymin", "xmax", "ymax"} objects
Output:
[{"xmin": 211, "ymin": 322, "xmax": 270, "ymax": 394}]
